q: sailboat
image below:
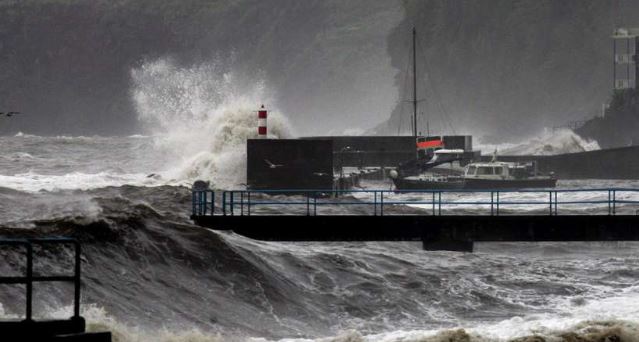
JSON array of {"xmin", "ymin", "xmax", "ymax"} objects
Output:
[
  {"xmin": 389, "ymin": 29, "xmax": 556, "ymax": 191},
  {"xmin": 389, "ymin": 28, "xmax": 465, "ymax": 189}
]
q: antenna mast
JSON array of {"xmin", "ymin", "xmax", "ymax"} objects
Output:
[{"xmin": 412, "ymin": 27, "xmax": 417, "ymax": 139}]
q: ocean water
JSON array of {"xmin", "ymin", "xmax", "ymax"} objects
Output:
[
  {"xmin": 1, "ymin": 60, "xmax": 639, "ymax": 341},
  {"xmin": 1, "ymin": 131, "xmax": 639, "ymax": 342}
]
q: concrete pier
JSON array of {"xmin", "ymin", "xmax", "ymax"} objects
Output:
[
  {"xmin": 192, "ymin": 188, "xmax": 639, "ymax": 252},
  {"xmin": 192, "ymin": 214, "xmax": 639, "ymax": 252}
]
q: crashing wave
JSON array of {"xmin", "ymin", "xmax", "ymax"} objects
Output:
[
  {"xmin": 75, "ymin": 314, "xmax": 639, "ymax": 342},
  {"xmin": 478, "ymin": 128, "xmax": 600, "ymax": 156},
  {"xmin": 131, "ymin": 58, "xmax": 294, "ymax": 189},
  {"xmin": 291, "ymin": 320, "xmax": 639, "ymax": 341}
]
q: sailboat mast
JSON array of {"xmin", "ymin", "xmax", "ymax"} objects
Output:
[{"xmin": 412, "ymin": 27, "xmax": 417, "ymax": 139}]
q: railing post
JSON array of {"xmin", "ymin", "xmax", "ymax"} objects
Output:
[
  {"xmin": 554, "ymin": 191, "xmax": 558, "ymax": 215},
  {"xmin": 192, "ymin": 191, "xmax": 196, "ymax": 217},
  {"xmin": 549, "ymin": 191, "xmax": 552, "ymax": 215},
  {"xmin": 432, "ymin": 191, "xmax": 436, "ymax": 216},
  {"xmin": 608, "ymin": 190, "xmax": 612, "ymax": 215},
  {"xmin": 240, "ymin": 192, "xmax": 244, "ymax": 216},
  {"xmin": 314, "ymin": 193, "xmax": 317, "ymax": 216},
  {"xmin": 496, "ymin": 191, "xmax": 500, "ymax": 216},
  {"xmin": 306, "ymin": 192, "xmax": 310, "ymax": 216},
  {"xmin": 195, "ymin": 192, "xmax": 200, "ymax": 215},
  {"xmin": 200, "ymin": 191, "xmax": 205, "ymax": 216},
  {"xmin": 490, "ymin": 191, "xmax": 494, "ymax": 216},
  {"xmin": 438, "ymin": 191, "xmax": 442, "ymax": 215},
  {"xmin": 73, "ymin": 241, "xmax": 81, "ymax": 318},
  {"xmin": 230, "ymin": 192, "xmax": 234, "ymax": 216},
  {"xmin": 208, "ymin": 191, "xmax": 212, "ymax": 215},
  {"xmin": 374, "ymin": 191, "xmax": 378, "ymax": 216},
  {"xmin": 222, "ymin": 192, "xmax": 227, "ymax": 216},
  {"xmin": 25, "ymin": 242, "xmax": 33, "ymax": 321},
  {"xmin": 247, "ymin": 191, "xmax": 251, "ymax": 216},
  {"xmin": 380, "ymin": 191, "xmax": 384, "ymax": 216},
  {"xmin": 613, "ymin": 190, "xmax": 617, "ymax": 215},
  {"xmin": 202, "ymin": 191, "xmax": 209, "ymax": 216}
]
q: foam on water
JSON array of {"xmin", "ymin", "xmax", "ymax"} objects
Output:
[
  {"xmin": 7, "ymin": 274, "xmax": 635, "ymax": 342},
  {"xmin": 27, "ymin": 291, "xmax": 637, "ymax": 342},
  {"xmin": 1, "ymin": 185, "xmax": 639, "ymax": 341},
  {"xmin": 0, "ymin": 172, "xmax": 158, "ymax": 192}
]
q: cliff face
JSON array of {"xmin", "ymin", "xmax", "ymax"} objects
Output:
[
  {"xmin": 576, "ymin": 89, "xmax": 639, "ymax": 148},
  {"xmin": 0, "ymin": 0, "xmax": 401, "ymax": 135},
  {"xmin": 380, "ymin": 0, "xmax": 639, "ymax": 141}
]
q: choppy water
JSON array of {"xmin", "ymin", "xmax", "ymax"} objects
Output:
[{"xmin": 2, "ymin": 132, "xmax": 639, "ymax": 342}]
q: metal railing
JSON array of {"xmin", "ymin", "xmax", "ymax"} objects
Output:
[
  {"xmin": 0, "ymin": 238, "xmax": 81, "ymax": 321},
  {"xmin": 191, "ymin": 188, "xmax": 639, "ymax": 217},
  {"xmin": 192, "ymin": 190, "xmax": 215, "ymax": 216}
]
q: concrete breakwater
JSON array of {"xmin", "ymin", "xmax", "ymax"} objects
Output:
[{"xmin": 483, "ymin": 145, "xmax": 639, "ymax": 179}]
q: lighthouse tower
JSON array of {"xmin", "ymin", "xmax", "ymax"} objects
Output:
[
  {"xmin": 612, "ymin": 28, "xmax": 639, "ymax": 89},
  {"xmin": 257, "ymin": 105, "xmax": 267, "ymax": 139}
]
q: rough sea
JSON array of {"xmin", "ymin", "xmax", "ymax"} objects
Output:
[{"xmin": 1, "ymin": 127, "xmax": 639, "ymax": 342}]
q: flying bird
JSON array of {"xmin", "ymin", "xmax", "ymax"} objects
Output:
[
  {"xmin": 0, "ymin": 111, "xmax": 21, "ymax": 117},
  {"xmin": 264, "ymin": 159, "xmax": 283, "ymax": 169}
]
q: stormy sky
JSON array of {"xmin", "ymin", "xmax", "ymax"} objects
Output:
[{"xmin": 0, "ymin": 0, "xmax": 637, "ymax": 140}]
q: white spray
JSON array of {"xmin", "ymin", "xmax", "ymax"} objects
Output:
[
  {"xmin": 131, "ymin": 58, "xmax": 294, "ymax": 189},
  {"xmin": 478, "ymin": 128, "xmax": 601, "ymax": 156}
]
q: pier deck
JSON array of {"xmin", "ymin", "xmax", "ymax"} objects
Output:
[{"xmin": 191, "ymin": 188, "xmax": 639, "ymax": 252}]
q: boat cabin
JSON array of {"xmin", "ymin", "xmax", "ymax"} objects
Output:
[
  {"xmin": 464, "ymin": 161, "xmax": 540, "ymax": 180},
  {"xmin": 464, "ymin": 162, "xmax": 511, "ymax": 179}
]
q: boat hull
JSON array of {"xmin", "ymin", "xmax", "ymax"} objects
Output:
[
  {"xmin": 392, "ymin": 177, "xmax": 557, "ymax": 191},
  {"xmin": 463, "ymin": 177, "xmax": 557, "ymax": 190},
  {"xmin": 392, "ymin": 177, "xmax": 465, "ymax": 190}
]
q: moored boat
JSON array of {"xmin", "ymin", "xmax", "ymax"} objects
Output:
[
  {"xmin": 391, "ymin": 174, "xmax": 465, "ymax": 190},
  {"xmin": 462, "ymin": 161, "xmax": 557, "ymax": 189},
  {"xmin": 391, "ymin": 158, "xmax": 557, "ymax": 191}
]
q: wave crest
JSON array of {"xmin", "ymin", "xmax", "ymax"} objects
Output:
[
  {"xmin": 479, "ymin": 128, "xmax": 600, "ymax": 156},
  {"xmin": 131, "ymin": 58, "xmax": 294, "ymax": 188}
]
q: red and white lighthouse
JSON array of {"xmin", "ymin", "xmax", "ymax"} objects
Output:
[{"xmin": 257, "ymin": 105, "xmax": 268, "ymax": 139}]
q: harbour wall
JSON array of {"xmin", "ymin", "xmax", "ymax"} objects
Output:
[
  {"xmin": 301, "ymin": 136, "xmax": 472, "ymax": 168},
  {"xmin": 246, "ymin": 138, "xmax": 639, "ymax": 190},
  {"xmin": 246, "ymin": 139, "xmax": 333, "ymax": 190},
  {"xmin": 482, "ymin": 145, "xmax": 639, "ymax": 179},
  {"xmin": 301, "ymin": 136, "xmax": 415, "ymax": 168}
]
